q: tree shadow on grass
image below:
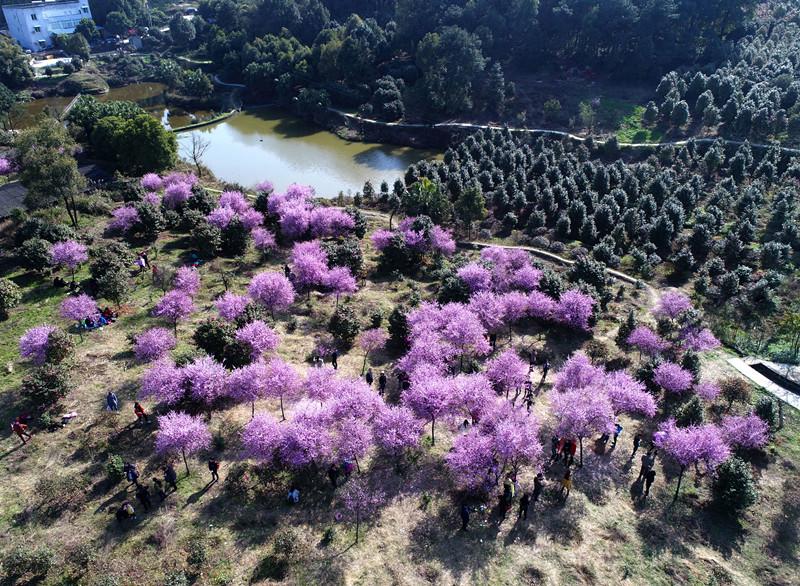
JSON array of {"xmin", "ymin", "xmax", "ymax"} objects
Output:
[{"xmin": 767, "ymin": 472, "xmax": 800, "ymax": 562}]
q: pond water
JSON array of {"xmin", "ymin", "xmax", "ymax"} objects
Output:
[
  {"xmin": 12, "ymin": 82, "xmax": 210, "ymax": 129},
  {"xmin": 176, "ymin": 107, "xmax": 440, "ymax": 196}
]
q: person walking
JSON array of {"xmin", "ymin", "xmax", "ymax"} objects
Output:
[
  {"xmin": 116, "ymin": 501, "xmax": 135, "ymax": 523},
  {"xmin": 518, "ymin": 492, "xmax": 531, "ymax": 520},
  {"xmin": 560, "ymin": 469, "xmax": 572, "ymax": 500},
  {"xmin": 551, "ymin": 436, "xmax": 562, "ymax": 462},
  {"xmin": 153, "ymin": 478, "xmax": 167, "ymax": 502},
  {"xmin": 365, "ymin": 368, "xmax": 374, "ymax": 387},
  {"xmin": 529, "ymin": 349, "xmax": 536, "ymax": 372},
  {"xmin": 134, "ymin": 402, "xmax": 149, "ymax": 424},
  {"xmin": 378, "ymin": 371, "xmax": 387, "ymax": 395},
  {"xmin": 637, "ymin": 449, "xmax": 656, "ymax": 481},
  {"xmin": 124, "ymin": 463, "xmax": 140, "ymax": 487},
  {"xmin": 135, "ymin": 483, "xmax": 152, "ymax": 512},
  {"xmin": 644, "ymin": 469, "xmax": 656, "ymax": 497},
  {"xmin": 612, "ymin": 423, "xmax": 623, "ymax": 447},
  {"xmin": 460, "ymin": 503, "xmax": 470, "ymax": 531},
  {"xmin": 331, "ymin": 350, "xmax": 338, "ymax": 370},
  {"xmin": 106, "ymin": 391, "xmax": 120, "ymax": 412},
  {"xmin": 165, "ymin": 463, "xmax": 178, "ymax": 492},
  {"xmin": 208, "ymin": 459, "xmax": 220, "ymax": 483},
  {"xmin": 327, "ymin": 463, "xmax": 340, "ymax": 488},
  {"xmin": 541, "ymin": 359, "xmax": 550, "ymax": 384},
  {"xmin": 284, "ymin": 265, "xmax": 292, "ymax": 280},
  {"xmin": 500, "ymin": 475, "xmax": 515, "ymax": 519},
  {"xmin": 631, "ymin": 433, "xmax": 642, "ymax": 457},
  {"xmin": 532, "ymin": 473, "xmax": 545, "ymax": 507},
  {"xmin": 11, "ymin": 419, "xmax": 32, "ymax": 445}
]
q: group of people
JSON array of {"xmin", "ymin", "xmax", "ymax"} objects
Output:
[
  {"xmin": 79, "ymin": 307, "xmax": 118, "ymax": 331},
  {"xmin": 105, "ymin": 392, "xmax": 150, "ymax": 427},
  {"xmin": 135, "ymin": 251, "xmax": 150, "ymax": 274},
  {"xmin": 116, "ymin": 460, "xmax": 183, "ymax": 524},
  {"xmin": 364, "ymin": 368, "xmax": 388, "ymax": 394}
]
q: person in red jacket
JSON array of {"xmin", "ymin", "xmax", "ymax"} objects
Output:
[
  {"xmin": 134, "ymin": 402, "xmax": 149, "ymax": 424},
  {"xmin": 11, "ymin": 419, "xmax": 31, "ymax": 444}
]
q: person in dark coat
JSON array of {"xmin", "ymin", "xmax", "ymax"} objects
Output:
[
  {"xmin": 460, "ymin": 503, "xmax": 470, "ymax": 530},
  {"xmin": 165, "ymin": 463, "xmax": 178, "ymax": 492}
]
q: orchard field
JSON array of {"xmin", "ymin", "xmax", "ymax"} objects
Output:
[{"xmin": 0, "ymin": 155, "xmax": 798, "ymax": 586}]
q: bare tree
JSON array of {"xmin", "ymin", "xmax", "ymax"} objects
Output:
[{"xmin": 182, "ymin": 132, "xmax": 210, "ymax": 177}]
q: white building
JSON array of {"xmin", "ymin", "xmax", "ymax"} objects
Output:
[{"xmin": 2, "ymin": 0, "xmax": 91, "ymax": 51}]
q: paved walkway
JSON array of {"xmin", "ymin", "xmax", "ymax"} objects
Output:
[{"xmin": 727, "ymin": 357, "xmax": 800, "ymax": 412}]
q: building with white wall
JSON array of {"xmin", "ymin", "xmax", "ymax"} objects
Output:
[{"xmin": 2, "ymin": 0, "xmax": 91, "ymax": 51}]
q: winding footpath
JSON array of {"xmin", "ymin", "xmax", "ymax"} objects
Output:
[{"xmin": 330, "ymin": 107, "xmax": 800, "ymax": 156}]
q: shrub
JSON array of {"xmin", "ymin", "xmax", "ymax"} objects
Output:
[
  {"xmin": 134, "ymin": 201, "xmax": 166, "ymax": 241},
  {"xmin": 388, "ymin": 305, "xmax": 409, "ymax": 352},
  {"xmin": 187, "ymin": 534, "xmax": 208, "ymax": 568},
  {"xmin": 164, "ymin": 571, "xmax": 189, "ymax": 586},
  {"xmin": 720, "ymin": 377, "xmax": 752, "ymax": 409},
  {"xmin": 106, "ymin": 454, "xmax": 125, "ymax": 483},
  {"xmin": 18, "ymin": 238, "xmax": 52, "ymax": 272},
  {"xmin": 322, "ymin": 237, "xmax": 364, "ymax": 275},
  {"xmin": 675, "ymin": 396, "xmax": 704, "ymax": 427},
  {"xmin": 220, "ymin": 218, "xmax": 249, "ymax": 257},
  {"xmin": 712, "ymin": 456, "xmax": 758, "ymax": 514},
  {"xmin": 21, "ymin": 364, "xmax": 72, "ymax": 407},
  {"xmin": 681, "ymin": 350, "xmax": 701, "ymax": 380},
  {"xmin": 754, "ymin": 397, "xmax": 777, "ymax": 429},
  {"xmin": 45, "ymin": 329, "xmax": 74, "ymax": 364},
  {"xmin": 328, "ymin": 304, "xmax": 360, "ymax": 347},
  {"xmin": 0, "ymin": 277, "xmax": 21, "ymax": 319},
  {"xmin": 191, "ymin": 222, "xmax": 222, "ymax": 258},
  {"xmin": 2, "ymin": 544, "xmax": 55, "ymax": 579},
  {"xmin": 193, "ymin": 319, "xmax": 235, "ymax": 362}
]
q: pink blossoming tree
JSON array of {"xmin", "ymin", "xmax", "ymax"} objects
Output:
[
  {"xmin": 550, "ymin": 388, "xmax": 615, "ymax": 466},
  {"xmin": 235, "ymin": 320, "xmax": 280, "ymax": 361},
  {"xmin": 358, "ymin": 328, "xmax": 389, "ymax": 374},
  {"xmin": 627, "ymin": 325, "xmax": 668, "ymax": 357},
  {"xmin": 19, "ymin": 325, "xmax": 57, "ymax": 364},
  {"xmin": 139, "ymin": 358, "xmax": 185, "ymax": 404},
  {"xmin": 173, "ymin": 267, "xmax": 201, "ymax": 297},
  {"xmin": 50, "ymin": 240, "xmax": 88, "ymax": 282},
  {"xmin": 485, "ymin": 349, "xmax": 528, "ymax": 399},
  {"xmin": 653, "ymin": 362, "xmax": 694, "ymax": 394},
  {"xmin": 240, "ymin": 412, "xmax": 282, "ymax": 461},
  {"xmin": 60, "ymin": 294, "xmax": 99, "ymax": 323},
  {"xmin": 720, "ymin": 414, "xmax": 769, "ymax": 450},
  {"xmin": 214, "ymin": 292, "xmax": 250, "ymax": 321},
  {"xmin": 134, "ymin": 327, "xmax": 177, "ymax": 362},
  {"xmin": 554, "ymin": 289, "xmax": 595, "ymax": 331},
  {"xmin": 153, "ymin": 290, "xmax": 195, "ymax": 334},
  {"xmin": 336, "ymin": 477, "xmax": 386, "ymax": 543},
  {"xmin": 248, "ymin": 272, "xmax": 295, "ymax": 317},
  {"xmin": 155, "ymin": 411, "xmax": 212, "ymax": 474}
]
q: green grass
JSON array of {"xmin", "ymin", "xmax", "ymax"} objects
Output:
[{"xmin": 616, "ymin": 105, "xmax": 664, "ymax": 143}]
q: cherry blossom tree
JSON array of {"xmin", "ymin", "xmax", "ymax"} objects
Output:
[
  {"xmin": 173, "ymin": 267, "xmax": 201, "ymax": 297},
  {"xmin": 143, "ymin": 192, "xmax": 161, "ymax": 206},
  {"xmin": 235, "ymin": 320, "xmax": 280, "ymax": 361},
  {"xmin": 373, "ymin": 405, "xmax": 423, "ymax": 463},
  {"xmin": 265, "ymin": 357, "xmax": 303, "ymax": 419},
  {"xmin": 336, "ymin": 477, "xmax": 386, "ymax": 543},
  {"xmin": 155, "ymin": 411, "xmax": 212, "ymax": 474},
  {"xmin": 446, "ymin": 373, "xmax": 496, "ymax": 423},
  {"xmin": 248, "ymin": 272, "xmax": 295, "ymax": 317},
  {"xmin": 278, "ymin": 412, "xmax": 332, "ymax": 469},
  {"xmin": 446, "ymin": 430, "xmax": 497, "ymax": 492},
  {"xmin": 527, "ymin": 290, "xmax": 556, "ymax": 321},
  {"xmin": 653, "ymin": 291, "xmax": 692, "ymax": 320},
  {"xmin": 207, "ymin": 206, "xmax": 236, "ymax": 229},
  {"xmin": 324, "ymin": 266, "xmax": 358, "ymax": 307},
  {"xmin": 291, "ymin": 240, "xmax": 329, "ymax": 294},
  {"xmin": 134, "ymin": 327, "xmax": 177, "ymax": 362},
  {"xmin": 485, "ymin": 349, "xmax": 528, "ymax": 399},
  {"xmin": 458, "ymin": 263, "xmax": 492, "ymax": 292},
  {"xmin": 499, "ymin": 291, "xmax": 530, "ymax": 337},
  {"xmin": 468, "ymin": 291, "xmax": 506, "ymax": 332},
  {"xmin": 720, "ymin": 414, "xmax": 769, "ymax": 450},
  {"xmin": 438, "ymin": 304, "xmax": 491, "ymax": 368},
  {"xmin": 358, "ymin": 328, "xmax": 389, "ymax": 375},
  {"xmin": 227, "ymin": 361, "xmax": 270, "ymax": 417},
  {"xmin": 153, "ymin": 290, "xmax": 195, "ymax": 334},
  {"xmin": 182, "ymin": 356, "xmax": 228, "ymax": 410},
  {"xmin": 304, "ymin": 365, "xmax": 342, "ymax": 404},
  {"xmin": 140, "ymin": 173, "xmax": 163, "ymax": 191},
  {"xmin": 214, "ymin": 292, "xmax": 250, "ymax": 321},
  {"xmin": 252, "ymin": 227, "xmax": 277, "ymax": 254},
  {"xmin": 331, "ymin": 417, "xmax": 373, "ymax": 471},
  {"xmin": 59, "ymin": 294, "xmax": 99, "ymax": 325},
  {"xmin": 603, "ymin": 371, "xmax": 658, "ymax": 417},
  {"xmin": 550, "ymin": 388, "xmax": 615, "ymax": 466},
  {"xmin": 553, "ymin": 352, "xmax": 604, "ymax": 393},
  {"xmin": 163, "ymin": 182, "xmax": 193, "ymax": 209},
  {"xmin": 109, "ymin": 206, "xmax": 140, "ymax": 233},
  {"xmin": 0, "ymin": 157, "xmax": 15, "ymax": 175},
  {"xmin": 430, "ymin": 225, "xmax": 456, "ymax": 255},
  {"xmin": 654, "ymin": 419, "xmax": 730, "ymax": 501},
  {"xmin": 695, "ymin": 381, "xmax": 721, "ymax": 402},
  {"xmin": 653, "ymin": 362, "xmax": 694, "ymax": 394},
  {"xmin": 50, "ymin": 240, "xmax": 88, "ymax": 283},
  {"xmin": 680, "ymin": 328, "xmax": 721, "ymax": 352},
  {"xmin": 627, "ymin": 325, "xmax": 668, "ymax": 357},
  {"xmin": 402, "ymin": 375, "xmax": 453, "ymax": 444},
  {"xmin": 240, "ymin": 412, "xmax": 282, "ymax": 462},
  {"xmin": 19, "ymin": 325, "xmax": 57, "ymax": 364},
  {"xmin": 370, "ymin": 229, "xmax": 394, "ymax": 251},
  {"xmin": 554, "ymin": 289, "xmax": 595, "ymax": 331},
  {"xmin": 140, "ymin": 358, "xmax": 185, "ymax": 404},
  {"xmin": 309, "ymin": 207, "xmax": 355, "ymax": 238}
]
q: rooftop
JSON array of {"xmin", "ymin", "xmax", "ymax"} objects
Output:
[{"xmin": 2, "ymin": 0, "xmax": 85, "ymax": 9}]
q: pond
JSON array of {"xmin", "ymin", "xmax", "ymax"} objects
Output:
[
  {"xmin": 176, "ymin": 107, "xmax": 440, "ymax": 196},
  {"xmin": 12, "ymin": 82, "xmax": 211, "ymax": 129}
]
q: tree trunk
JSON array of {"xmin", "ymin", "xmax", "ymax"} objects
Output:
[
  {"xmin": 182, "ymin": 447, "xmax": 190, "ymax": 476},
  {"xmin": 251, "ymin": 402, "xmax": 255, "ymax": 419},
  {"xmin": 355, "ymin": 511, "xmax": 360, "ymax": 543},
  {"xmin": 673, "ymin": 466, "xmax": 685, "ymax": 502},
  {"xmin": 354, "ymin": 455, "xmax": 361, "ymax": 473},
  {"xmin": 430, "ymin": 417, "xmax": 436, "ymax": 445},
  {"xmin": 361, "ymin": 352, "xmax": 368, "ymax": 375},
  {"xmin": 280, "ymin": 395, "xmax": 285, "ymax": 421},
  {"xmin": 579, "ymin": 437, "xmax": 584, "ymax": 467},
  {"xmin": 389, "ymin": 210, "xmax": 395, "ymax": 230}
]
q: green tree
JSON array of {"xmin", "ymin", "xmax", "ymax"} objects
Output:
[
  {"xmin": 454, "ymin": 185, "xmax": 486, "ymax": 238},
  {"xmin": 543, "ymin": 98, "xmax": 562, "ymax": 123},
  {"xmin": 712, "ymin": 457, "xmax": 758, "ymax": 515},
  {"xmin": 0, "ymin": 35, "xmax": 34, "ymax": 88},
  {"xmin": 181, "ymin": 69, "xmax": 214, "ymax": 98},
  {"xmin": 15, "ymin": 119, "xmax": 85, "ymax": 228},
  {"xmin": 170, "ymin": 13, "xmax": 197, "ymax": 46},
  {"xmin": 0, "ymin": 82, "xmax": 16, "ymax": 130},
  {"xmin": 55, "ymin": 33, "xmax": 91, "ymax": 59},
  {"xmin": 75, "ymin": 18, "xmax": 99, "ymax": 42},
  {"xmin": 401, "ymin": 178, "xmax": 452, "ymax": 225},
  {"xmin": 416, "ymin": 26, "xmax": 486, "ymax": 115},
  {"xmin": 91, "ymin": 114, "xmax": 177, "ymax": 173},
  {"xmin": 105, "ymin": 11, "xmax": 133, "ymax": 36},
  {"xmin": 0, "ymin": 277, "xmax": 21, "ymax": 320}
]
